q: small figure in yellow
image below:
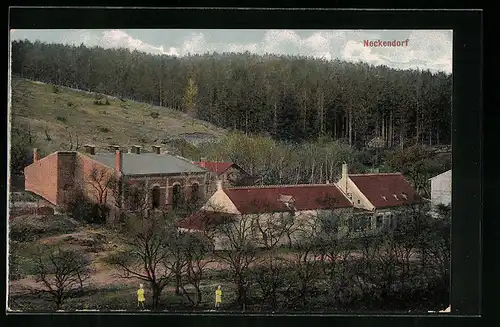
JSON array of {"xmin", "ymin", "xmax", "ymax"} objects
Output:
[
  {"xmin": 137, "ymin": 284, "xmax": 145, "ymax": 309},
  {"xmin": 215, "ymin": 285, "xmax": 222, "ymax": 309}
]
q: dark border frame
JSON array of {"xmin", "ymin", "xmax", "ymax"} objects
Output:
[{"xmin": 5, "ymin": 7, "xmax": 483, "ymax": 327}]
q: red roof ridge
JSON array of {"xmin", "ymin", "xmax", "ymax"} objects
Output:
[
  {"xmin": 225, "ymin": 183, "xmax": 341, "ymax": 190},
  {"xmin": 349, "ymin": 173, "xmax": 403, "ymax": 177},
  {"xmin": 195, "ymin": 161, "xmax": 233, "ymax": 164}
]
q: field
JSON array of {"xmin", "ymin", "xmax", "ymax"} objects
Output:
[{"xmin": 10, "ymin": 77, "xmax": 225, "ymax": 155}]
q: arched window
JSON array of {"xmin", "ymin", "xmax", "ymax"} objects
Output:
[
  {"xmin": 191, "ymin": 183, "xmax": 200, "ymax": 203},
  {"xmin": 151, "ymin": 186, "xmax": 161, "ymax": 209},
  {"xmin": 129, "ymin": 186, "xmax": 139, "ymax": 211},
  {"xmin": 172, "ymin": 184, "xmax": 182, "ymax": 209}
]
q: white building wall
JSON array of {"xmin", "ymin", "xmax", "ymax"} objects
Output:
[{"xmin": 430, "ymin": 170, "xmax": 452, "ymax": 207}]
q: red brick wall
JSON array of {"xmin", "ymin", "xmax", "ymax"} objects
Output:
[
  {"xmin": 57, "ymin": 152, "xmax": 77, "ymax": 208},
  {"xmin": 125, "ymin": 173, "xmax": 209, "ymax": 210},
  {"xmin": 74, "ymin": 153, "xmax": 115, "ymax": 206},
  {"xmin": 24, "ymin": 153, "xmax": 59, "ymax": 205}
]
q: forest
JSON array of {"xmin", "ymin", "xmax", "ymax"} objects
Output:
[{"xmin": 11, "ymin": 40, "xmax": 452, "ymax": 147}]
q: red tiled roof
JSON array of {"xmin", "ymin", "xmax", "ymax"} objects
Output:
[
  {"xmin": 194, "ymin": 162, "xmax": 234, "ymax": 175},
  {"xmin": 349, "ymin": 173, "xmax": 421, "ymax": 209},
  {"xmin": 177, "ymin": 211, "xmax": 238, "ymax": 231},
  {"xmin": 224, "ymin": 184, "xmax": 353, "ymax": 214}
]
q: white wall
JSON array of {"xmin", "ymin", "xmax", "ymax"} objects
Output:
[{"xmin": 430, "ymin": 170, "xmax": 452, "ymax": 207}]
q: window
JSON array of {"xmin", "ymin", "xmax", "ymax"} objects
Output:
[
  {"xmin": 376, "ymin": 215, "xmax": 384, "ymax": 229},
  {"xmin": 129, "ymin": 187, "xmax": 139, "ymax": 211},
  {"xmin": 191, "ymin": 183, "xmax": 200, "ymax": 203},
  {"xmin": 151, "ymin": 186, "xmax": 161, "ymax": 209},
  {"xmin": 172, "ymin": 184, "xmax": 182, "ymax": 210}
]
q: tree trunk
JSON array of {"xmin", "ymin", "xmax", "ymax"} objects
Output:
[
  {"xmin": 273, "ymin": 102, "xmax": 278, "ymax": 137},
  {"xmin": 151, "ymin": 284, "xmax": 161, "ymax": 309},
  {"xmin": 348, "ymin": 105, "xmax": 353, "ymax": 146},
  {"xmin": 400, "ymin": 129, "xmax": 404, "ymax": 149},
  {"xmin": 381, "ymin": 115, "xmax": 385, "ymax": 142}
]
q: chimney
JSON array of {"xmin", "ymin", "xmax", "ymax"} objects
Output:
[
  {"xmin": 216, "ymin": 179, "xmax": 223, "ymax": 191},
  {"xmin": 115, "ymin": 149, "xmax": 123, "ymax": 173},
  {"xmin": 130, "ymin": 145, "xmax": 141, "ymax": 154},
  {"xmin": 342, "ymin": 162, "xmax": 348, "ymax": 192},
  {"xmin": 33, "ymin": 148, "xmax": 40, "ymax": 163},
  {"xmin": 200, "ymin": 157, "xmax": 207, "ymax": 168},
  {"xmin": 152, "ymin": 145, "xmax": 161, "ymax": 154},
  {"xmin": 84, "ymin": 144, "xmax": 96, "ymax": 155}
]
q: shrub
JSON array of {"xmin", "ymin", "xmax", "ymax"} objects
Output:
[
  {"xmin": 52, "ymin": 85, "xmax": 59, "ymax": 93},
  {"xmin": 150, "ymin": 112, "xmax": 160, "ymax": 119},
  {"xmin": 93, "ymin": 97, "xmax": 110, "ymax": 106},
  {"xmin": 67, "ymin": 195, "xmax": 109, "ymax": 225},
  {"xmin": 67, "ymin": 101, "xmax": 74, "ymax": 107},
  {"xmin": 56, "ymin": 116, "xmax": 67, "ymax": 122},
  {"xmin": 9, "ymin": 216, "xmax": 79, "ymax": 242},
  {"xmin": 98, "ymin": 127, "xmax": 110, "ymax": 133}
]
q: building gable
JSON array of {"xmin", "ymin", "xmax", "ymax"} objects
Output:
[
  {"xmin": 348, "ymin": 173, "xmax": 420, "ymax": 209},
  {"xmin": 202, "ymin": 189, "xmax": 241, "ymax": 214}
]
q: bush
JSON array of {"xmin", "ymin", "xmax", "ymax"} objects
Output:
[
  {"xmin": 150, "ymin": 112, "xmax": 160, "ymax": 119},
  {"xmin": 93, "ymin": 98, "xmax": 110, "ymax": 106},
  {"xmin": 9, "ymin": 216, "xmax": 79, "ymax": 242},
  {"xmin": 98, "ymin": 127, "xmax": 110, "ymax": 133},
  {"xmin": 68, "ymin": 196, "xmax": 109, "ymax": 225},
  {"xmin": 52, "ymin": 85, "xmax": 59, "ymax": 93},
  {"xmin": 56, "ymin": 116, "xmax": 67, "ymax": 122},
  {"xmin": 67, "ymin": 101, "xmax": 74, "ymax": 107}
]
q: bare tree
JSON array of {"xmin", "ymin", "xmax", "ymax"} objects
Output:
[
  {"xmin": 108, "ymin": 217, "xmax": 172, "ymax": 308},
  {"xmin": 213, "ymin": 215, "xmax": 258, "ymax": 310},
  {"xmin": 288, "ymin": 237, "xmax": 320, "ymax": 309},
  {"xmin": 86, "ymin": 166, "xmax": 114, "ymax": 222},
  {"xmin": 30, "ymin": 246, "xmax": 91, "ymax": 310},
  {"xmin": 66, "ymin": 128, "xmax": 81, "ymax": 151},
  {"xmin": 162, "ymin": 217, "xmax": 189, "ymax": 296},
  {"xmin": 44, "ymin": 126, "xmax": 52, "ymax": 141},
  {"xmin": 87, "ymin": 166, "xmax": 113, "ymax": 205},
  {"xmin": 180, "ymin": 232, "xmax": 214, "ymax": 306}
]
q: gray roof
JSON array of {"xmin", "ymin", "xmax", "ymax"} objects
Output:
[{"xmin": 91, "ymin": 153, "xmax": 208, "ymax": 176}]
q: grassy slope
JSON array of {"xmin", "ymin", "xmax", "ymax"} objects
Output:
[{"xmin": 10, "ymin": 78, "xmax": 226, "ymax": 154}]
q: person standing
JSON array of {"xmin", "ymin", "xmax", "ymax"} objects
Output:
[
  {"xmin": 137, "ymin": 284, "xmax": 146, "ymax": 310},
  {"xmin": 215, "ymin": 285, "xmax": 222, "ymax": 309}
]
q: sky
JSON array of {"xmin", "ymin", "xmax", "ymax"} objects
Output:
[{"xmin": 10, "ymin": 29, "xmax": 453, "ymax": 74}]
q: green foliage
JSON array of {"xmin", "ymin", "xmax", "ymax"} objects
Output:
[
  {"xmin": 385, "ymin": 145, "xmax": 450, "ymax": 196},
  {"xmin": 52, "ymin": 85, "xmax": 59, "ymax": 93},
  {"xmin": 9, "ymin": 215, "xmax": 79, "ymax": 242},
  {"xmin": 10, "ymin": 126, "xmax": 38, "ymax": 173},
  {"xmin": 67, "ymin": 194, "xmax": 108, "ymax": 225},
  {"xmin": 98, "ymin": 126, "xmax": 110, "ymax": 133},
  {"xmin": 150, "ymin": 111, "xmax": 160, "ymax": 119},
  {"xmin": 183, "ymin": 77, "xmax": 198, "ymax": 118},
  {"xmin": 11, "ymin": 40, "xmax": 451, "ymax": 146},
  {"xmin": 56, "ymin": 116, "xmax": 67, "ymax": 122}
]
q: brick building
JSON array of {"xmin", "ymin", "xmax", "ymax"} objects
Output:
[
  {"xmin": 193, "ymin": 158, "xmax": 256, "ymax": 192},
  {"xmin": 24, "ymin": 145, "xmax": 211, "ymax": 214}
]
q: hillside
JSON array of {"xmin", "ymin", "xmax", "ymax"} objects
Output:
[{"xmin": 10, "ymin": 77, "xmax": 226, "ymax": 156}]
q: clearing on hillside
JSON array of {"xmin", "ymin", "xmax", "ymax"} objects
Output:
[{"xmin": 10, "ymin": 77, "xmax": 226, "ymax": 154}]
